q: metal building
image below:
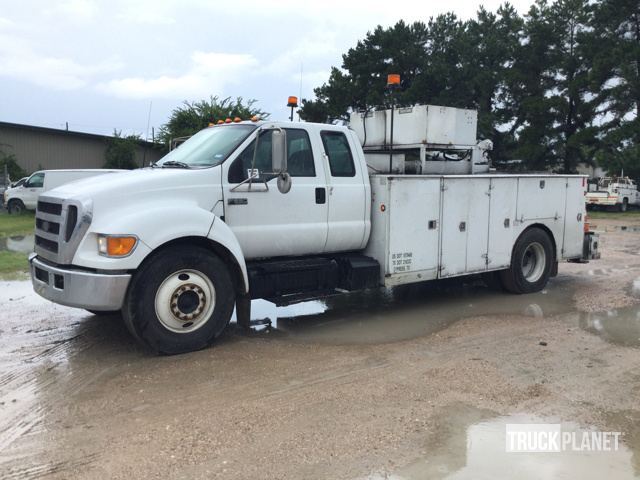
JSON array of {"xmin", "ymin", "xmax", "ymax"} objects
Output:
[{"xmin": 0, "ymin": 122, "xmax": 165, "ymax": 174}]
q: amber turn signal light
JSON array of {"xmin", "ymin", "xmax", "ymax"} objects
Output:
[{"xmin": 98, "ymin": 235, "xmax": 137, "ymax": 257}]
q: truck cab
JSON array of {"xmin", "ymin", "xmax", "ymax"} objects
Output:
[
  {"xmin": 28, "ymin": 113, "xmax": 599, "ymax": 354},
  {"xmin": 221, "ymin": 123, "xmax": 370, "ymax": 258}
]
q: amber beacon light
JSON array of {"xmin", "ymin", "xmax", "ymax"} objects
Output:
[
  {"xmin": 387, "ymin": 74, "xmax": 401, "ymax": 87},
  {"xmin": 287, "ymin": 96, "xmax": 298, "ymax": 121}
]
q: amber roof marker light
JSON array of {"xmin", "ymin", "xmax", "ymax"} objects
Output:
[{"xmin": 287, "ymin": 96, "xmax": 298, "ymax": 122}]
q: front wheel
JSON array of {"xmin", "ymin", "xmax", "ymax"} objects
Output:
[
  {"xmin": 123, "ymin": 247, "xmax": 235, "ymax": 354},
  {"xmin": 499, "ymin": 228, "xmax": 554, "ymax": 294},
  {"xmin": 7, "ymin": 200, "xmax": 25, "ymax": 215}
]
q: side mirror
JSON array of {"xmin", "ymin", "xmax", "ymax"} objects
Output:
[{"xmin": 271, "ymin": 129, "xmax": 287, "ymax": 174}]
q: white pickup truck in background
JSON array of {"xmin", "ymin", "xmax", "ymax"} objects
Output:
[
  {"xmin": 586, "ymin": 176, "xmax": 640, "ymax": 211},
  {"xmin": 4, "ymin": 169, "xmax": 123, "ymax": 214},
  {"xmin": 28, "ymin": 105, "xmax": 600, "ymax": 354}
]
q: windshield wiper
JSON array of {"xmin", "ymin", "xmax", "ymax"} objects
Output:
[{"xmin": 159, "ymin": 160, "xmax": 190, "ymax": 169}]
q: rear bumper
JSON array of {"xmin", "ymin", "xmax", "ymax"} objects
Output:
[
  {"xmin": 567, "ymin": 232, "xmax": 600, "ymax": 264},
  {"xmin": 586, "ymin": 197, "xmax": 617, "ymax": 206},
  {"xmin": 29, "ymin": 254, "xmax": 131, "ymax": 311}
]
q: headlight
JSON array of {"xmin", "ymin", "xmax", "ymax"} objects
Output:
[{"xmin": 97, "ymin": 234, "xmax": 138, "ymax": 257}]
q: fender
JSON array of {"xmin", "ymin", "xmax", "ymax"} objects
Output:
[
  {"xmin": 73, "ymin": 202, "xmax": 216, "ymax": 270},
  {"xmin": 207, "ymin": 216, "xmax": 249, "ymax": 294}
]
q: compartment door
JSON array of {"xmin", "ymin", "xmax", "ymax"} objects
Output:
[
  {"xmin": 439, "ymin": 177, "xmax": 491, "ymax": 277},
  {"xmin": 387, "ymin": 178, "xmax": 441, "ymax": 280},
  {"xmin": 488, "ymin": 178, "xmax": 518, "ymax": 269},
  {"xmin": 562, "ymin": 178, "xmax": 585, "ymax": 259}
]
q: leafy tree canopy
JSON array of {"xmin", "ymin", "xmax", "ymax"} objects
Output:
[
  {"xmin": 104, "ymin": 131, "xmax": 140, "ymax": 170},
  {"xmin": 299, "ymin": 0, "xmax": 639, "ymax": 178},
  {"xmin": 158, "ymin": 96, "xmax": 268, "ymax": 146}
]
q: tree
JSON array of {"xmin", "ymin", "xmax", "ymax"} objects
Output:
[
  {"xmin": 104, "ymin": 131, "xmax": 140, "ymax": 170},
  {"xmin": 301, "ymin": 1, "xmax": 638, "ymax": 177},
  {"xmin": 591, "ymin": 0, "xmax": 640, "ymax": 177},
  {"xmin": 0, "ymin": 149, "xmax": 28, "ymax": 180},
  {"xmin": 157, "ymin": 96, "xmax": 268, "ymax": 146},
  {"xmin": 298, "ymin": 12, "xmax": 525, "ymax": 160}
]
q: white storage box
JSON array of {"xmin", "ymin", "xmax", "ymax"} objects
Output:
[{"xmin": 350, "ymin": 105, "xmax": 477, "ymax": 147}]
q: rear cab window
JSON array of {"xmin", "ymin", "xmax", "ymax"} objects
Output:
[{"xmin": 320, "ymin": 131, "xmax": 355, "ymax": 177}]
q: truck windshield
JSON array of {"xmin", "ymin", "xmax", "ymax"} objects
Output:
[{"xmin": 155, "ymin": 125, "xmax": 256, "ymax": 168}]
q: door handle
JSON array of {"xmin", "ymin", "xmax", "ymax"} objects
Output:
[
  {"xmin": 315, "ymin": 187, "xmax": 326, "ymax": 204},
  {"xmin": 227, "ymin": 198, "xmax": 248, "ymax": 205}
]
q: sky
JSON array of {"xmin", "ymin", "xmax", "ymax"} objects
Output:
[{"xmin": 0, "ymin": 0, "xmax": 536, "ymax": 140}]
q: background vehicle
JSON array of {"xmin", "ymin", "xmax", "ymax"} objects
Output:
[
  {"xmin": 5, "ymin": 169, "xmax": 123, "ymax": 214},
  {"xmin": 11, "ymin": 177, "xmax": 28, "ymax": 188},
  {"xmin": 586, "ymin": 176, "xmax": 640, "ymax": 211},
  {"xmin": 2, "ymin": 176, "xmax": 27, "ymax": 208},
  {"xmin": 28, "ymin": 105, "xmax": 599, "ymax": 354}
]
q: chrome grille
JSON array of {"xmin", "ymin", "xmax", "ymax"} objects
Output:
[
  {"xmin": 37, "ymin": 200, "xmax": 62, "ymax": 215},
  {"xmin": 34, "ymin": 196, "xmax": 92, "ymax": 264}
]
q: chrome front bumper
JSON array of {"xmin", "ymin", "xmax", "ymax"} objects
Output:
[{"xmin": 29, "ymin": 254, "xmax": 131, "ymax": 311}]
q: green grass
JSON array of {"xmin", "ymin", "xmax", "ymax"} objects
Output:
[
  {"xmin": 0, "ymin": 250, "xmax": 29, "ymax": 279},
  {"xmin": 0, "ymin": 212, "xmax": 34, "ymax": 279},
  {"xmin": 0, "ymin": 212, "xmax": 36, "ymax": 236},
  {"xmin": 587, "ymin": 210, "xmax": 640, "ymax": 220}
]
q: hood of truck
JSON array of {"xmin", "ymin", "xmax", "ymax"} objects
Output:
[{"xmin": 45, "ymin": 167, "xmax": 222, "ymax": 211}]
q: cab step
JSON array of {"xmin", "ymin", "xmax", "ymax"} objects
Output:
[{"xmin": 247, "ymin": 254, "xmax": 380, "ymax": 301}]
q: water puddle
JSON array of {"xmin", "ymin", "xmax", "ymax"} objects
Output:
[
  {"xmin": 590, "ymin": 224, "xmax": 640, "ymax": 233},
  {"xmin": 366, "ymin": 404, "xmax": 638, "ymax": 479},
  {"xmin": 579, "ymin": 307, "xmax": 640, "ymax": 348},
  {"xmin": 0, "ymin": 233, "xmax": 34, "ymax": 253},
  {"xmin": 244, "ymin": 278, "xmax": 578, "ymax": 345}
]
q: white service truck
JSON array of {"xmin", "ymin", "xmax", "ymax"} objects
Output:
[
  {"xmin": 586, "ymin": 176, "xmax": 640, "ymax": 211},
  {"xmin": 29, "ymin": 105, "xmax": 599, "ymax": 354}
]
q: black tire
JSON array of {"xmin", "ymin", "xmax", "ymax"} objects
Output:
[
  {"xmin": 86, "ymin": 309, "xmax": 121, "ymax": 316},
  {"xmin": 122, "ymin": 246, "xmax": 235, "ymax": 355},
  {"xmin": 499, "ymin": 228, "xmax": 554, "ymax": 294},
  {"xmin": 620, "ymin": 199, "xmax": 628, "ymax": 212},
  {"xmin": 7, "ymin": 199, "xmax": 25, "ymax": 215}
]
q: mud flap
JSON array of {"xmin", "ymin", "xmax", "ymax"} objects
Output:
[{"xmin": 236, "ymin": 294, "xmax": 251, "ymax": 329}]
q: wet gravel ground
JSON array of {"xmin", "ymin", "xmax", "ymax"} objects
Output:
[{"xmin": 1, "ymin": 218, "xmax": 640, "ymax": 479}]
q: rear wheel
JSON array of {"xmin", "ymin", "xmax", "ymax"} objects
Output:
[
  {"xmin": 620, "ymin": 199, "xmax": 628, "ymax": 212},
  {"xmin": 499, "ymin": 228, "xmax": 554, "ymax": 294},
  {"xmin": 122, "ymin": 247, "xmax": 235, "ymax": 354},
  {"xmin": 7, "ymin": 199, "xmax": 25, "ymax": 215}
]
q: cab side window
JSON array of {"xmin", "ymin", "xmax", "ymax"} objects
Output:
[
  {"xmin": 228, "ymin": 128, "xmax": 315, "ymax": 183},
  {"xmin": 228, "ymin": 131, "xmax": 272, "ymax": 184},
  {"xmin": 321, "ymin": 131, "xmax": 355, "ymax": 177},
  {"xmin": 26, "ymin": 173, "xmax": 45, "ymax": 188}
]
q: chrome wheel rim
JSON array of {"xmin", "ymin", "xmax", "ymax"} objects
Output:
[
  {"xmin": 521, "ymin": 242, "xmax": 546, "ymax": 283},
  {"xmin": 154, "ymin": 269, "xmax": 216, "ymax": 333}
]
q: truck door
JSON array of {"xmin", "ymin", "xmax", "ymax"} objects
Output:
[
  {"xmin": 22, "ymin": 172, "xmax": 45, "ymax": 209},
  {"xmin": 222, "ymin": 128, "xmax": 328, "ymax": 259},
  {"xmin": 319, "ymin": 130, "xmax": 368, "ymax": 252}
]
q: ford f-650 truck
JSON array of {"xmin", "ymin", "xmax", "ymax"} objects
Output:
[{"xmin": 29, "ymin": 104, "xmax": 599, "ymax": 354}]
